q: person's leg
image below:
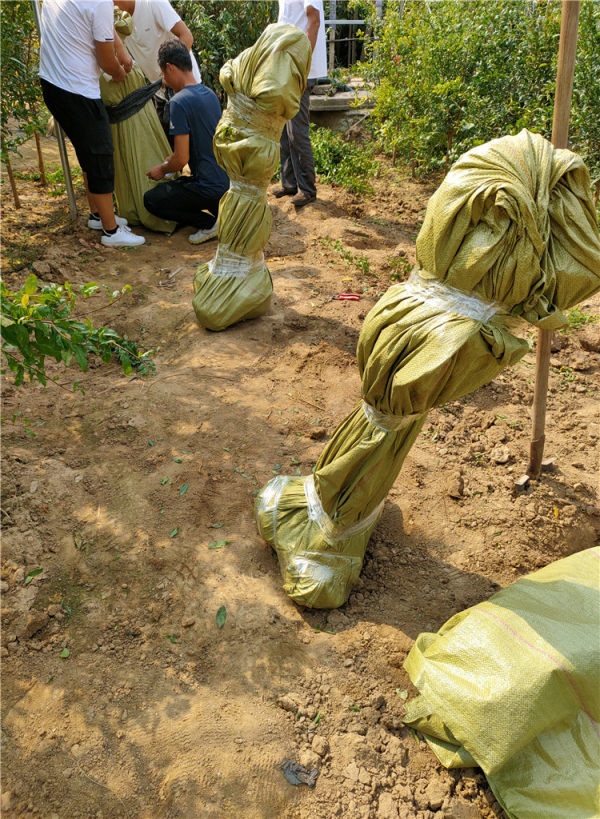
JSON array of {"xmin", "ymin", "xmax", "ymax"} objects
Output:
[
  {"xmin": 40, "ymin": 80, "xmax": 134, "ymax": 234},
  {"xmin": 82, "ymin": 172, "xmax": 102, "ymax": 222},
  {"xmin": 70, "ymin": 101, "xmax": 119, "ymax": 232},
  {"xmin": 278, "ymin": 124, "xmax": 298, "ymax": 194},
  {"xmin": 286, "ymin": 85, "xmax": 316, "ymax": 199},
  {"xmin": 205, "ymin": 195, "xmax": 223, "ymax": 220},
  {"xmin": 84, "ymin": 174, "xmax": 116, "ymax": 230},
  {"xmin": 85, "ymin": 161, "xmax": 144, "ymax": 247},
  {"xmin": 188, "ymin": 193, "xmax": 224, "ymax": 243},
  {"xmin": 86, "ymin": 159, "xmax": 144, "ymax": 245},
  {"xmin": 144, "ymin": 180, "xmax": 218, "ymax": 228},
  {"xmin": 91, "ymin": 194, "xmax": 119, "ymax": 230}
]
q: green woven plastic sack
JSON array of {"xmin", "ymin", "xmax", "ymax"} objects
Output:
[
  {"xmin": 255, "ymin": 130, "xmax": 600, "ymax": 609},
  {"xmin": 403, "ymin": 548, "xmax": 600, "ymax": 819},
  {"xmin": 100, "ymin": 11, "xmax": 175, "ymax": 233},
  {"xmin": 192, "ymin": 23, "xmax": 311, "ymax": 331}
]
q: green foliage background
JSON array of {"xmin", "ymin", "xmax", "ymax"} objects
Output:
[
  {"xmin": 361, "ymin": 0, "xmax": 600, "ymax": 181},
  {"xmin": 172, "ymin": 0, "xmax": 277, "ymax": 100},
  {"xmin": 2, "ymin": 0, "xmax": 598, "ymax": 189},
  {"xmin": 311, "ymin": 125, "xmax": 379, "ymax": 194},
  {"xmin": 174, "ymin": 0, "xmax": 372, "ymax": 96}
]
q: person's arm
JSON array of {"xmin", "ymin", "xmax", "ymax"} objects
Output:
[
  {"xmin": 170, "ymin": 19, "xmax": 194, "ymax": 51},
  {"xmin": 95, "ymin": 40, "xmax": 126, "ymax": 82},
  {"xmin": 113, "ymin": 29, "xmax": 133, "ymax": 73},
  {"xmin": 147, "ymin": 134, "xmax": 189, "ymax": 180},
  {"xmin": 305, "ymin": 4, "xmax": 320, "ymax": 51}
]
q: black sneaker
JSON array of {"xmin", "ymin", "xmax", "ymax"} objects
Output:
[
  {"xmin": 272, "ymin": 187, "xmax": 297, "ymax": 198},
  {"xmin": 291, "ymin": 192, "xmax": 316, "ymax": 209}
]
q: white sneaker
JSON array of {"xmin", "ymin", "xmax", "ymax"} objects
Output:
[
  {"xmin": 88, "ymin": 213, "xmax": 128, "ymax": 230},
  {"xmin": 101, "ymin": 225, "xmax": 145, "ymax": 247},
  {"xmin": 189, "ymin": 226, "xmax": 218, "ymax": 245}
]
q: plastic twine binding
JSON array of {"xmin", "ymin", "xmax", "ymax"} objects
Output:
[
  {"xmin": 229, "ymin": 179, "xmax": 267, "ymax": 200},
  {"xmin": 226, "ymin": 92, "xmax": 283, "ymax": 143},
  {"xmin": 304, "ymin": 475, "xmax": 384, "ymax": 544},
  {"xmin": 257, "ymin": 475, "xmax": 290, "ymax": 549},
  {"xmin": 405, "ymin": 270, "xmax": 505, "ymax": 323},
  {"xmin": 362, "ymin": 401, "xmax": 424, "ymax": 433},
  {"xmin": 208, "ymin": 244, "xmax": 265, "ymax": 279}
]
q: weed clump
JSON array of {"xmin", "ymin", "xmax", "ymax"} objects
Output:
[{"xmin": 311, "ymin": 125, "xmax": 380, "ymax": 195}]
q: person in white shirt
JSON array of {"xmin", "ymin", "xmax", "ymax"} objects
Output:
[
  {"xmin": 39, "ymin": 0, "xmax": 145, "ymax": 246},
  {"xmin": 113, "ymin": 0, "xmax": 200, "ymax": 83},
  {"xmin": 274, "ymin": 0, "xmax": 327, "ymax": 209},
  {"xmin": 113, "ymin": 0, "xmax": 201, "ymax": 134}
]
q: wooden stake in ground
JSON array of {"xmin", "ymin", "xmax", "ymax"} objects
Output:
[
  {"xmin": 526, "ymin": 0, "xmax": 580, "ymax": 481},
  {"xmin": 4, "ymin": 156, "xmax": 21, "ymax": 209}
]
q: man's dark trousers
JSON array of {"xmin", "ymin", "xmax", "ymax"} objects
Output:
[
  {"xmin": 144, "ymin": 178, "xmax": 221, "ymax": 228},
  {"xmin": 280, "ymin": 81, "xmax": 316, "ymax": 198}
]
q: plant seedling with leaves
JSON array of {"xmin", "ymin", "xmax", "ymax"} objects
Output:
[{"xmin": 1, "ymin": 275, "xmax": 154, "ymax": 389}]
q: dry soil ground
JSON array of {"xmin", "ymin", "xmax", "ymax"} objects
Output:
[{"xmin": 1, "ymin": 136, "xmax": 599, "ymax": 819}]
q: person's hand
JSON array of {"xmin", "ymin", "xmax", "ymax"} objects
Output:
[
  {"xmin": 110, "ymin": 64, "xmax": 126, "ymax": 83},
  {"xmin": 147, "ymin": 164, "xmax": 165, "ymax": 181},
  {"xmin": 121, "ymin": 53, "xmax": 133, "ymax": 73}
]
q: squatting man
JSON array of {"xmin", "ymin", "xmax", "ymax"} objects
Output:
[{"xmin": 143, "ymin": 41, "xmax": 229, "ymax": 245}]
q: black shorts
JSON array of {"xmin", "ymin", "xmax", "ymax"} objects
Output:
[{"xmin": 40, "ymin": 78, "xmax": 114, "ymax": 195}]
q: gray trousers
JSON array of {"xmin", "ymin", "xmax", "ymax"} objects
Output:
[{"xmin": 280, "ymin": 83, "xmax": 316, "ymax": 197}]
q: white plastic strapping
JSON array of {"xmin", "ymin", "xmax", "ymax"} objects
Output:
[
  {"xmin": 226, "ymin": 92, "xmax": 283, "ymax": 143},
  {"xmin": 208, "ymin": 244, "xmax": 265, "ymax": 278},
  {"xmin": 304, "ymin": 475, "xmax": 384, "ymax": 543},
  {"xmin": 229, "ymin": 179, "xmax": 267, "ymax": 200},
  {"xmin": 405, "ymin": 270, "xmax": 506, "ymax": 323},
  {"xmin": 362, "ymin": 401, "xmax": 424, "ymax": 433},
  {"xmin": 256, "ymin": 475, "xmax": 289, "ymax": 548}
]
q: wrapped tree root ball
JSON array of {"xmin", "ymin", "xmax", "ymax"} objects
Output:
[
  {"xmin": 256, "ymin": 130, "xmax": 600, "ymax": 609},
  {"xmin": 192, "ymin": 23, "xmax": 311, "ymax": 331}
]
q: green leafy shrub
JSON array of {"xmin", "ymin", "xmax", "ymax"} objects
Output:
[
  {"xmin": 361, "ymin": 0, "xmax": 600, "ymax": 181},
  {"xmin": 1, "ymin": 276, "xmax": 154, "ymax": 390},
  {"xmin": 172, "ymin": 1, "xmax": 276, "ymax": 101},
  {"xmin": 311, "ymin": 125, "xmax": 380, "ymax": 194}
]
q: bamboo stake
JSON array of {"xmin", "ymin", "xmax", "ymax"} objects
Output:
[
  {"xmin": 4, "ymin": 156, "xmax": 21, "ymax": 209},
  {"xmin": 526, "ymin": 0, "xmax": 580, "ymax": 481},
  {"xmin": 550, "ymin": 1, "xmax": 580, "ymax": 150}
]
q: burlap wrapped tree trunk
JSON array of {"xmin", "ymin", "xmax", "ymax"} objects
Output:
[
  {"xmin": 192, "ymin": 24, "xmax": 311, "ymax": 331},
  {"xmin": 100, "ymin": 11, "xmax": 175, "ymax": 233},
  {"xmin": 403, "ymin": 548, "xmax": 600, "ymax": 819},
  {"xmin": 256, "ymin": 130, "xmax": 600, "ymax": 609}
]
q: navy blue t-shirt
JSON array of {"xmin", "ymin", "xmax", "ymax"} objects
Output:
[{"xmin": 169, "ymin": 84, "xmax": 229, "ymax": 198}]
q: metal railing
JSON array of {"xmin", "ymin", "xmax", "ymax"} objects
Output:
[{"xmin": 325, "ymin": 19, "xmax": 367, "ymax": 72}]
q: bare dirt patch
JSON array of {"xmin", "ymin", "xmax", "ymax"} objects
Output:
[{"xmin": 2, "ymin": 136, "xmax": 599, "ymax": 819}]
